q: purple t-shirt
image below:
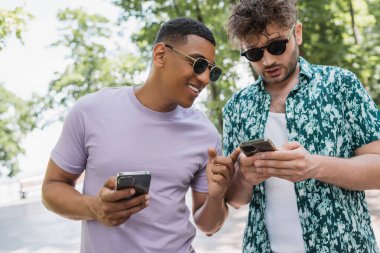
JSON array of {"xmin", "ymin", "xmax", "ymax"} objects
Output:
[{"xmin": 51, "ymin": 86, "xmax": 221, "ymax": 253}]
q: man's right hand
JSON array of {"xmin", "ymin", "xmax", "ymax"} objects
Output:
[
  {"xmin": 91, "ymin": 177, "xmax": 150, "ymax": 226},
  {"xmin": 238, "ymin": 153, "xmax": 270, "ymax": 186}
]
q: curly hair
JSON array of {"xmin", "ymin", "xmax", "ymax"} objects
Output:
[{"xmin": 227, "ymin": 0, "xmax": 298, "ymax": 43}]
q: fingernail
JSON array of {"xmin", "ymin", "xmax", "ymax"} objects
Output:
[
  {"xmin": 145, "ymin": 195, "xmax": 150, "ymax": 200},
  {"xmin": 130, "ymin": 189, "xmax": 135, "ymax": 195}
]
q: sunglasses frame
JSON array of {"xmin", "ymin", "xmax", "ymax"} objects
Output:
[
  {"xmin": 241, "ymin": 23, "xmax": 296, "ymax": 62},
  {"xmin": 164, "ymin": 44, "xmax": 222, "ymax": 82}
]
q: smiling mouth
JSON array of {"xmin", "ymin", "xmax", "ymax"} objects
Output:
[{"xmin": 187, "ymin": 83, "xmax": 202, "ymax": 94}]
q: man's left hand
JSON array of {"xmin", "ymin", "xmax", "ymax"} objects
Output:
[
  {"xmin": 206, "ymin": 147, "xmax": 240, "ymax": 199},
  {"xmin": 252, "ymin": 141, "xmax": 318, "ymax": 182}
]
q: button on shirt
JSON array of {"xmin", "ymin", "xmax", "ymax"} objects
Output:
[{"xmin": 223, "ymin": 57, "xmax": 380, "ymax": 253}]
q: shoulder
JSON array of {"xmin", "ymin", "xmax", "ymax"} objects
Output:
[
  {"xmin": 306, "ymin": 61, "xmax": 362, "ymax": 95},
  {"xmin": 300, "ymin": 57, "xmax": 358, "ymax": 84},
  {"xmin": 313, "ymin": 64, "xmax": 357, "ymax": 80},
  {"xmin": 72, "ymin": 86, "xmax": 130, "ymax": 111},
  {"xmin": 77, "ymin": 86, "xmax": 129, "ymax": 106},
  {"xmin": 224, "ymin": 83, "xmax": 260, "ymax": 114},
  {"xmin": 64, "ymin": 86, "xmax": 130, "ymax": 123}
]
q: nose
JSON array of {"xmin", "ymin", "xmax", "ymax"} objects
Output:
[
  {"xmin": 261, "ymin": 49, "xmax": 276, "ymax": 66},
  {"xmin": 195, "ymin": 68, "xmax": 210, "ymax": 86}
]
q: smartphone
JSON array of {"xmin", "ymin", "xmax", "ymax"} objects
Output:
[
  {"xmin": 240, "ymin": 138, "xmax": 277, "ymax": 157},
  {"xmin": 116, "ymin": 171, "xmax": 151, "ymax": 197}
]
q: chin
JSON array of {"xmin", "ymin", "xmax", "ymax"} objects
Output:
[
  {"xmin": 180, "ymin": 102, "xmax": 193, "ymax": 108},
  {"xmin": 179, "ymin": 99, "xmax": 195, "ymax": 108}
]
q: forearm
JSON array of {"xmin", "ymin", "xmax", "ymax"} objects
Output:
[
  {"xmin": 193, "ymin": 196, "xmax": 228, "ymax": 235},
  {"xmin": 314, "ymin": 154, "xmax": 380, "ymax": 190},
  {"xmin": 42, "ymin": 181, "xmax": 97, "ymax": 221}
]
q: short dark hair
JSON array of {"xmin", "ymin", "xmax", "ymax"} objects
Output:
[
  {"xmin": 227, "ymin": 0, "xmax": 298, "ymax": 42},
  {"xmin": 154, "ymin": 17, "xmax": 216, "ymax": 46}
]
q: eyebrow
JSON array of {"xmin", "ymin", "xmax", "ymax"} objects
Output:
[
  {"xmin": 246, "ymin": 23, "xmax": 295, "ymax": 49},
  {"xmin": 245, "ymin": 34, "xmax": 287, "ymax": 49}
]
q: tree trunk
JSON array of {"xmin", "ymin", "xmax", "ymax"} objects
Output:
[{"xmin": 349, "ymin": 0, "xmax": 359, "ymax": 44}]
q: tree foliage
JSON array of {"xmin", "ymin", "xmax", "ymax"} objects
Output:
[
  {"xmin": 0, "ymin": 6, "xmax": 35, "ymax": 176},
  {"xmin": 38, "ymin": 0, "xmax": 380, "ymax": 132},
  {"xmin": 0, "ymin": 85, "xmax": 35, "ymax": 176},
  {"xmin": 0, "ymin": 6, "xmax": 32, "ymax": 50},
  {"xmin": 36, "ymin": 8, "xmax": 147, "ymax": 124},
  {"xmin": 113, "ymin": 0, "xmax": 380, "ymax": 126},
  {"xmin": 298, "ymin": 0, "xmax": 380, "ymax": 104}
]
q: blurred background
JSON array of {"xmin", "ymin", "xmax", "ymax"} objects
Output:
[{"xmin": 0, "ymin": 0, "xmax": 379, "ymax": 252}]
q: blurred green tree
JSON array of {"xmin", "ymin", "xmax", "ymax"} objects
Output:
[
  {"xmin": 39, "ymin": 0, "xmax": 380, "ymax": 133},
  {"xmin": 35, "ymin": 8, "xmax": 147, "ymax": 125},
  {"xmin": 0, "ymin": 6, "xmax": 34, "ymax": 176},
  {"xmin": 0, "ymin": 6, "xmax": 31, "ymax": 50}
]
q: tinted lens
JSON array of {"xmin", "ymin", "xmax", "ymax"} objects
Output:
[
  {"xmin": 210, "ymin": 66, "xmax": 222, "ymax": 82},
  {"xmin": 267, "ymin": 40, "xmax": 288, "ymax": 55},
  {"xmin": 193, "ymin": 58, "xmax": 209, "ymax": 74},
  {"xmin": 245, "ymin": 48, "xmax": 264, "ymax": 62}
]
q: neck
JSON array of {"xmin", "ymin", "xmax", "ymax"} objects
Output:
[
  {"xmin": 265, "ymin": 63, "xmax": 300, "ymax": 113},
  {"xmin": 134, "ymin": 78, "xmax": 177, "ymax": 112},
  {"xmin": 265, "ymin": 63, "xmax": 300, "ymax": 96}
]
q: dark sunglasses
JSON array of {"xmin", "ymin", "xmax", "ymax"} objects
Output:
[
  {"xmin": 164, "ymin": 44, "xmax": 222, "ymax": 82},
  {"xmin": 241, "ymin": 23, "xmax": 296, "ymax": 62}
]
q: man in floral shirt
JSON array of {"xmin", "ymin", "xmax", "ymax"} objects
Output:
[{"xmin": 224, "ymin": 0, "xmax": 380, "ymax": 252}]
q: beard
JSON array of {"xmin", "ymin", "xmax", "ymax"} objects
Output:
[{"xmin": 261, "ymin": 45, "xmax": 299, "ymax": 85}]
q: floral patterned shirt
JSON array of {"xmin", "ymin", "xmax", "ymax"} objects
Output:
[{"xmin": 223, "ymin": 57, "xmax": 380, "ymax": 253}]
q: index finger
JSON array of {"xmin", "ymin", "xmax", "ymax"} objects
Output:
[
  {"xmin": 101, "ymin": 177, "xmax": 136, "ymax": 202},
  {"xmin": 258, "ymin": 150, "xmax": 298, "ymax": 161},
  {"xmin": 229, "ymin": 147, "xmax": 241, "ymax": 163},
  {"xmin": 104, "ymin": 176, "xmax": 117, "ymax": 189}
]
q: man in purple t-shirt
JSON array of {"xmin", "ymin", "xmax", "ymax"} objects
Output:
[{"xmin": 41, "ymin": 17, "xmax": 239, "ymax": 253}]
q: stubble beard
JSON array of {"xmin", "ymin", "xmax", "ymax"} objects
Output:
[{"xmin": 262, "ymin": 46, "xmax": 299, "ymax": 86}]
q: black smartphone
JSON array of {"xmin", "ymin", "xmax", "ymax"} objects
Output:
[
  {"xmin": 240, "ymin": 138, "xmax": 277, "ymax": 157},
  {"xmin": 116, "ymin": 171, "xmax": 151, "ymax": 197}
]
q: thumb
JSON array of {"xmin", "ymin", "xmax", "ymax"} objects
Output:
[
  {"xmin": 229, "ymin": 147, "xmax": 241, "ymax": 163},
  {"xmin": 207, "ymin": 147, "xmax": 217, "ymax": 163}
]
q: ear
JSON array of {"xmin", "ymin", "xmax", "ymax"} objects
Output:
[
  {"xmin": 295, "ymin": 22, "xmax": 303, "ymax": 46},
  {"xmin": 152, "ymin": 43, "xmax": 166, "ymax": 68}
]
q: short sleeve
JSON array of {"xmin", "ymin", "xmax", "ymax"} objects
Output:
[
  {"xmin": 343, "ymin": 71, "xmax": 380, "ymax": 150},
  {"xmin": 50, "ymin": 101, "xmax": 88, "ymax": 174}
]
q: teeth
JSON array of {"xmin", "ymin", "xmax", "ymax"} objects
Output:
[{"xmin": 187, "ymin": 84, "xmax": 201, "ymax": 93}]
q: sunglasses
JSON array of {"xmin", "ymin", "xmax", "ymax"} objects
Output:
[
  {"xmin": 241, "ymin": 23, "xmax": 296, "ymax": 62},
  {"xmin": 164, "ymin": 44, "xmax": 222, "ymax": 82}
]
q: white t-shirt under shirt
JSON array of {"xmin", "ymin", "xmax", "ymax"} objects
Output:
[
  {"xmin": 264, "ymin": 112, "xmax": 306, "ymax": 253},
  {"xmin": 51, "ymin": 86, "xmax": 221, "ymax": 253}
]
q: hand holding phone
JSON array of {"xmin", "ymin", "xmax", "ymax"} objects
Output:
[
  {"xmin": 240, "ymin": 138, "xmax": 277, "ymax": 157},
  {"xmin": 116, "ymin": 171, "xmax": 151, "ymax": 197},
  {"xmin": 95, "ymin": 174, "xmax": 150, "ymax": 226}
]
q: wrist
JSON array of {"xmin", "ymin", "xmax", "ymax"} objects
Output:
[
  {"xmin": 83, "ymin": 195, "xmax": 98, "ymax": 221},
  {"xmin": 207, "ymin": 194, "xmax": 226, "ymax": 203},
  {"xmin": 236, "ymin": 169, "xmax": 254, "ymax": 186},
  {"xmin": 310, "ymin": 154, "xmax": 324, "ymax": 180}
]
